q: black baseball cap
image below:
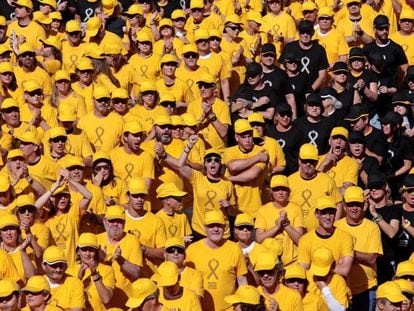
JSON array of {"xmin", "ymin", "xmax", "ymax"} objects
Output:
[
  {"xmin": 380, "ymin": 111, "xmax": 403, "ymax": 125},
  {"xmin": 345, "ymin": 104, "xmax": 369, "ymax": 121},
  {"xmin": 348, "ymin": 131, "xmax": 365, "ymax": 144},
  {"xmin": 298, "ymin": 20, "xmax": 314, "ymax": 33},
  {"xmin": 261, "ymin": 43, "xmax": 276, "ymax": 55},
  {"xmin": 367, "ymin": 173, "xmax": 386, "ymax": 189},
  {"xmin": 349, "ymin": 47, "xmax": 365, "ymax": 60},
  {"xmin": 332, "ymin": 61, "xmax": 349, "ymax": 74},
  {"xmin": 246, "ymin": 62, "xmax": 263, "ymax": 77},
  {"xmin": 374, "ymin": 14, "xmax": 390, "ymax": 28}
]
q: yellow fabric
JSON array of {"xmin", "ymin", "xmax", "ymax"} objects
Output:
[
  {"xmin": 9, "ymin": 249, "xmax": 26, "ymax": 282},
  {"xmin": 128, "ymin": 53, "xmax": 161, "ymax": 84},
  {"xmin": 111, "ymin": 63, "xmax": 140, "ymax": 92},
  {"xmin": 303, "ymin": 291, "xmax": 329, "ymax": 311},
  {"xmin": 390, "ymin": 32, "xmax": 414, "ymax": 65},
  {"xmin": 184, "ymin": 18, "xmax": 214, "ymax": 43},
  {"xmin": 7, "ymin": 20, "xmax": 46, "ymax": 50},
  {"xmin": 14, "ymin": 66, "xmax": 53, "ymax": 97},
  {"xmin": 198, "ymin": 51, "xmax": 231, "ymax": 81},
  {"xmin": 2, "ymin": 121, "xmax": 36, "ymax": 142},
  {"xmin": 317, "ymin": 154, "xmax": 359, "ymax": 188},
  {"xmin": 335, "ymin": 218, "xmax": 383, "ymax": 294},
  {"xmin": 156, "ymin": 209, "xmax": 192, "ymax": 239},
  {"xmin": 26, "ymin": 155, "xmax": 59, "ymax": 189},
  {"xmin": 22, "ymin": 222, "xmax": 51, "ymax": 268},
  {"xmin": 55, "ymin": 92, "xmax": 87, "ymax": 119},
  {"xmin": 19, "ymin": 102, "xmax": 58, "ymax": 138},
  {"xmin": 313, "ymin": 29, "xmax": 349, "ymax": 65},
  {"xmin": 129, "ymin": 104, "xmax": 167, "ymax": 133},
  {"xmin": 155, "ymin": 77, "xmax": 194, "ymax": 104},
  {"xmin": 48, "ymin": 275, "xmax": 85, "ymax": 309},
  {"xmin": 186, "ymin": 239, "xmax": 248, "ymax": 311},
  {"xmin": 262, "ymin": 11, "xmax": 297, "ymax": 56},
  {"xmin": 239, "ymin": 30, "xmax": 268, "ymax": 60},
  {"xmin": 0, "ymin": 249, "xmax": 20, "ymax": 282},
  {"xmin": 288, "ymin": 172, "xmax": 341, "ymax": 230},
  {"xmin": 101, "ymin": 177, "xmax": 129, "ymax": 206},
  {"xmin": 175, "ymin": 64, "xmax": 209, "ymax": 101},
  {"xmin": 258, "ymin": 284, "xmax": 304, "ymax": 311},
  {"xmin": 255, "ymin": 202, "xmax": 304, "ymax": 266},
  {"xmin": 71, "ymin": 82, "xmax": 94, "ymax": 113},
  {"xmin": 61, "ymin": 41, "xmax": 88, "ymax": 74},
  {"xmin": 153, "ymin": 38, "xmax": 184, "ymax": 57},
  {"xmin": 180, "ymin": 266, "xmax": 204, "ymax": 297},
  {"xmin": 159, "ymin": 287, "xmax": 202, "ymax": 310},
  {"xmin": 335, "ymin": 11, "xmax": 375, "ymax": 47}
]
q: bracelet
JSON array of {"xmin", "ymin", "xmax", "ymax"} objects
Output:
[
  {"xmin": 92, "ymin": 274, "xmax": 101, "ymax": 282},
  {"xmin": 373, "ymin": 215, "xmax": 383, "ymax": 224},
  {"xmin": 160, "ymin": 152, "xmax": 167, "ymax": 160},
  {"xmin": 403, "ymin": 220, "xmax": 411, "ymax": 229}
]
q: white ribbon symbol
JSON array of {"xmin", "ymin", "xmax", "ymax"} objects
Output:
[
  {"xmin": 386, "ymin": 149, "xmax": 394, "ymax": 167},
  {"xmin": 84, "ymin": 8, "xmax": 94, "ymax": 22},
  {"xmin": 264, "ymin": 80, "xmax": 272, "ymax": 87},
  {"xmin": 301, "ymin": 56, "xmax": 310, "ymax": 74},
  {"xmin": 308, "ymin": 130, "xmax": 318, "ymax": 145},
  {"xmin": 278, "ymin": 139, "xmax": 286, "ymax": 148},
  {"xmin": 180, "ymin": 0, "xmax": 186, "ymax": 9}
]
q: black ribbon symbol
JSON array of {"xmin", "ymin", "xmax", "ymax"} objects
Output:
[
  {"xmin": 168, "ymin": 225, "xmax": 178, "ymax": 237},
  {"xmin": 94, "ymin": 127, "xmax": 104, "ymax": 145},
  {"xmin": 125, "ymin": 163, "xmax": 134, "ymax": 179},
  {"xmin": 205, "ymin": 190, "xmax": 217, "ymax": 208},
  {"xmin": 140, "ymin": 65, "xmax": 149, "ymax": 79},
  {"xmin": 207, "ymin": 258, "xmax": 219, "ymax": 280},
  {"xmin": 56, "ymin": 221, "xmax": 66, "ymax": 242},
  {"xmin": 301, "ymin": 189, "xmax": 312, "ymax": 210}
]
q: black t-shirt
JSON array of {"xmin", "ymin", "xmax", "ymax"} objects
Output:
[
  {"xmin": 324, "ymin": 109, "xmax": 347, "ymax": 127},
  {"xmin": 280, "ymin": 40, "xmax": 329, "ymax": 90},
  {"xmin": 363, "ymin": 40, "xmax": 408, "ymax": 85},
  {"xmin": 348, "ymin": 70, "xmax": 377, "ymax": 112},
  {"xmin": 262, "ymin": 66, "xmax": 294, "ymax": 103},
  {"xmin": 288, "ymin": 71, "xmax": 312, "ymax": 117},
  {"xmin": 268, "ymin": 125, "xmax": 305, "ymax": 175},
  {"xmin": 375, "ymin": 69, "xmax": 396, "ymax": 117},
  {"xmin": 74, "ymin": 0, "xmax": 101, "ymax": 23},
  {"xmin": 357, "ymin": 155, "xmax": 380, "ymax": 188},
  {"xmin": 385, "ymin": 135, "xmax": 413, "ymax": 175},
  {"xmin": 105, "ymin": 16, "xmax": 126, "ymax": 37},
  {"xmin": 294, "ymin": 116, "xmax": 335, "ymax": 154},
  {"xmin": 364, "ymin": 127, "xmax": 387, "ymax": 163},
  {"xmin": 397, "ymin": 205, "xmax": 414, "ymax": 262},
  {"xmin": 335, "ymin": 88, "xmax": 354, "ymax": 113}
]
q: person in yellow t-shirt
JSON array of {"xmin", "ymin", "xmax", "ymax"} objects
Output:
[
  {"xmin": 0, "ymin": 248, "xmax": 20, "ymax": 283},
  {"xmin": 21, "ymin": 275, "xmax": 63, "ymax": 311},
  {"xmin": 187, "ymin": 73, "xmax": 231, "ymax": 151},
  {"xmin": 125, "ymin": 278, "xmax": 163, "ymax": 310},
  {"xmin": 155, "ymin": 183, "xmax": 192, "ymax": 240},
  {"xmin": 284, "ymin": 263, "xmax": 329, "ymax": 311},
  {"xmin": 255, "ymin": 175, "xmax": 305, "ymax": 267},
  {"xmin": 66, "ymin": 233, "xmax": 115, "ymax": 311},
  {"xmin": 317, "ymin": 127, "xmax": 359, "ymax": 193},
  {"xmin": 335, "ymin": 186, "xmax": 383, "ymax": 310},
  {"xmin": 124, "ymin": 178, "xmax": 166, "ymax": 277},
  {"xmin": 97, "ymin": 205, "xmax": 143, "ymax": 308},
  {"xmin": 185, "ymin": 0, "xmax": 214, "ymax": 43},
  {"xmin": 152, "ymin": 261, "xmax": 202, "ymax": 310},
  {"xmin": 375, "ymin": 281, "xmax": 407, "ymax": 311},
  {"xmin": 0, "ymin": 279, "xmax": 21, "ymax": 311},
  {"xmin": 163, "ymin": 237, "xmax": 204, "ymax": 298},
  {"xmin": 288, "ymin": 143, "xmax": 342, "ymax": 230},
  {"xmin": 255, "ymin": 251, "xmax": 304, "ymax": 310},
  {"xmin": 41, "ymin": 246, "xmax": 85, "ymax": 310},
  {"xmin": 61, "ymin": 20, "xmax": 87, "ymax": 75},
  {"xmin": 185, "ymin": 210, "xmax": 248, "ymax": 311},
  {"xmin": 71, "ymin": 58, "xmax": 95, "ymax": 113},
  {"xmin": 297, "ymin": 196, "xmax": 354, "ymax": 278},
  {"xmin": 77, "ymin": 86, "xmax": 124, "ymax": 152},
  {"xmin": 390, "ymin": 10, "xmax": 414, "ymax": 65},
  {"xmin": 153, "ymin": 18, "xmax": 185, "ymax": 57},
  {"xmin": 224, "ymin": 119, "xmax": 268, "ymax": 217}
]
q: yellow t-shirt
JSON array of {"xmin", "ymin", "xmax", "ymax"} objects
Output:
[
  {"xmin": 317, "ymin": 154, "xmax": 359, "ymax": 188},
  {"xmin": 313, "ymin": 29, "xmax": 349, "ymax": 65},
  {"xmin": 111, "ymin": 63, "xmax": 140, "ymax": 92},
  {"xmin": 61, "ymin": 41, "xmax": 88, "ymax": 74},
  {"xmin": 335, "ymin": 14, "xmax": 375, "ymax": 48},
  {"xmin": 185, "ymin": 239, "xmax": 248, "ymax": 311},
  {"xmin": 184, "ymin": 18, "xmax": 214, "ymax": 43},
  {"xmin": 7, "ymin": 20, "xmax": 46, "ymax": 49},
  {"xmin": 303, "ymin": 291, "xmax": 329, "ymax": 311},
  {"xmin": 22, "ymin": 222, "xmax": 51, "ymax": 268},
  {"xmin": 335, "ymin": 218, "xmax": 383, "ymax": 295},
  {"xmin": 175, "ymin": 64, "xmax": 209, "ymax": 101},
  {"xmin": 156, "ymin": 209, "xmax": 192, "ymax": 239},
  {"xmin": 390, "ymin": 32, "xmax": 414, "ymax": 65},
  {"xmin": 48, "ymin": 275, "xmax": 85, "ymax": 309},
  {"xmin": 153, "ymin": 38, "xmax": 184, "ymax": 57},
  {"xmin": 101, "ymin": 176, "xmax": 129, "ymax": 206},
  {"xmin": 258, "ymin": 284, "xmax": 304, "ymax": 311},
  {"xmin": 129, "ymin": 104, "xmax": 167, "ymax": 133},
  {"xmin": 197, "ymin": 52, "xmax": 231, "ymax": 81},
  {"xmin": 77, "ymin": 112, "xmax": 124, "ymax": 152},
  {"xmin": 14, "ymin": 66, "xmax": 53, "ymax": 97},
  {"xmin": 262, "ymin": 136, "xmax": 286, "ymax": 169},
  {"xmin": 262, "ymin": 11, "xmax": 297, "ymax": 56},
  {"xmin": 0, "ymin": 249, "xmax": 20, "ymax": 282},
  {"xmin": 128, "ymin": 53, "xmax": 161, "ymax": 84},
  {"xmin": 155, "ymin": 77, "xmax": 194, "ymax": 104},
  {"xmin": 19, "ymin": 102, "xmax": 58, "ymax": 137},
  {"xmin": 307, "ymin": 273, "xmax": 352, "ymax": 308},
  {"xmin": 9, "ymin": 249, "xmax": 27, "ymax": 282},
  {"xmin": 27, "ymin": 155, "xmax": 59, "ymax": 189},
  {"xmin": 255, "ymin": 202, "xmax": 304, "ymax": 266},
  {"xmin": 288, "ymin": 172, "xmax": 341, "ymax": 230},
  {"xmin": 159, "ymin": 287, "xmax": 202, "ymax": 311},
  {"xmin": 71, "ymin": 82, "xmax": 94, "ymax": 113},
  {"xmin": 54, "ymin": 92, "xmax": 87, "ymax": 119},
  {"xmin": 181, "ymin": 266, "xmax": 204, "ymax": 297}
]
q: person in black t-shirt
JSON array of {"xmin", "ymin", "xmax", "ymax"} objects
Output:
[
  {"xmin": 71, "ymin": 0, "xmax": 100, "ymax": 23},
  {"xmin": 260, "ymin": 43, "xmax": 296, "ymax": 119},
  {"xmin": 319, "ymin": 87, "xmax": 347, "ymax": 127},
  {"xmin": 329, "ymin": 61, "xmax": 358, "ymax": 112},
  {"xmin": 279, "ymin": 20, "xmax": 329, "ymax": 92}
]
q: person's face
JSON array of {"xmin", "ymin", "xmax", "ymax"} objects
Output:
[
  {"xmin": 68, "ymin": 166, "xmax": 84, "ymax": 183},
  {"xmin": 377, "ymin": 299, "xmax": 402, "ymax": 311},
  {"xmin": 39, "ymin": 3, "xmax": 52, "ymax": 14},
  {"xmin": 54, "ymin": 193, "xmax": 70, "ymax": 211},
  {"xmin": 369, "ymin": 185, "xmax": 386, "ymax": 201},
  {"xmin": 14, "ymin": 5, "xmax": 30, "ymax": 19},
  {"xmin": 125, "ymin": 132, "xmax": 145, "ymax": 152},
  {"xmin": 225, "ymin": 23, "xmax": 241, "ymax": 39},
  {"xmin": 94, "ymin": 162, "xmax": 111, "ymax": 180},
  {"xmin": 94, "ymin": 97, "xmax": 111, "ymax": 115},
  {"xmin": 0, "ymin": 51, "xmax": 11, "ymax": 63},
  {"xmin": 17, "ymin": 204, "xmax": 36, "ymax": 225},
  {"xmin": 2, "ymin": 107, "xmax": 20, "ymax": 127},
  {"xmin": 161, "ymin": 102, "xmax": 176, "ymax": 116},
  {"xmin": 161, "ymin": 62, "xmax": 177, "ymax": 76},
  {"xmin": 25, "ymin": 89, "xmax": 43, "ymax": 106},
  {"xmin": 112, "ymin": 98, "xmax": 129, "ymax": 115},
  {"xmin": 171, "ymin": 125, "xmax": 183, "ymax": 139},
  {"xmin": 271, "ymin": 186, "xmax": 289, "ymax": 204},
  {"xmin": 183, "ymin": 52, "xmax": 198, "ymax": 68},
  {"xmin": 25, "ymin": 291, "xmax": 49, "ymax": 309},
  {"xmin": 138, "ymin": 41, "xmax": 152, "ymax": 55},
  {"xmin": 172, "ymin": 17, "xmax": 186, "ymax": 30},
  {"xmin": 8, "ymin": 156, "xmax": 25, "ymax": 173},
  {"xmin": 382, "ymin": 122, "xmax": 393, "ymax": 136},
  {"xmin": 404, "ymin": 189, "xmax": 414, "ymax": 206},
  {"xmin": 19, "ymin": 52, "xmax": 35, "ymax": 68},
  {"xmin": 67, "ymin": 31, "xmax": 82, "ymax": 45},
  {"xmin": 275, "ymin": 111, "xmax": 292, "ymax": 127},
  {"xmin": 306, "ymin": 103, "xmax": 322, "ymax": 118},
  {"xmin": 260, "ymin": 53, "xmax": 276, "ymax": 67},
  {"xmin": 0, "ymin": 25, "xmax": 7, "ymax": 39},
  {"xmin": 160, "ymin": 25, "xmax": 173, "ymax": 37},
  {"xmin": 191, "ymin": 7, "xmax": 203, "ymax": 22},
  {"xmin": 127, "ymin": 14, "xmax": 141, "ymax": 27},
  {"xmin": 234, "ymin": 224, "xmax": 254, "ymax": 243},
  {"xmin": 329, "ymin": 135, "xmax": 347, "ymax": 156},
  {"xmin": 236, "ymin": 131, "xmax": 254, "ymax": 152},
  {"xmin": 246, "ymin": 73, "xmax": 262, "ymax": 87},
  {"xmin": 40, "ymin": 45, "xmax": 53, "ymax": 58},
  {"xmin": 375, "ymin": 25, "xmax": 390, "ymax": 41},
  {"xmin": 78, "ymin": 246, "xmax": 97, "ymax": 264},
  {"xmin": 43, "ymin": 262, "xmax": 66, "ymax": 283},
  {"xmin": 347, "ymin": 2, "xmax": 361, "ymax": 15},
  {"xmin": 56, "ymin": 79, "xmax": 70, "ymax": 94},
  {"xmin": 0, "ymin": 293, "xmax": 19, "ymax": 311},
  {"xmin": 299, "ymin": 30, "xmax": 313, "ymax": 44},
  {"xmin": 166, "ymin": 197, "xmax": 183, "ymax": 212},
  {"xmin": 204, "ymin": 156, "xmax": 221, "ymax": 177},
  {"xmin": 128, "ymin": 193, "xmax": 146, "ymax": 211},
  {"xmin": 350, "ymin": 58, "xmax": 364, "ymax": 71},
  {"xmin": 165, "ymin": 246, "xmax": 185, "ymax": 267},
  {"xmin": 285, "ymin": 278, "xmax": 305, "ymax": 294},
  {"xmin": 19, "ymin": 141, "xmax": 37, "ymax": 158},
  {"xmin": 51, "ymin": 19, "xmax": 61, "ymax": 30},
  {"xmin": 299, "ymin": 158, "xmax": 317, "ymax": 177},
  {"xmin": 198, "ymin": 82, "xmax": 215, "ymax": 99},
  {"xmin": 104, "ymin": 218, "xmax": 125, "ymax": 240},
  {"xmin": 196, "ymin": 39, "xmax": 209, "ymax": 53},
  {"xmin": 209, "ymin": 37, "xmax": 221, "ymax": 50},
  {"xmin": 345, "ymin": 201, "xmax": 364, "ymax": 222},
  {"xmin": 0, "ymin": 189, "xmax": 11, "ymax": 206},
  {"xmin": 284, "ymin": 59, "xmax": 299, "ymax": 72},
  {"xmin": 205, "ymin": 223, "xmax": 225, "ymax": 244},
  {"xmin": 258, "ymin": 268, "xmax": 278, "ymax": 288},
  {"xmin": 394, "ymin": 104, "xmax": 408, "ymax": 116},
  {"xmin": 267, "ymin": 0, "xmax": 282, "ymax": 13},
  {"xmin": 316, "ymin": 208, "xmax": 336, "ymax": 230},
  {"xmin": 334, "ymin": 72, "xmax": 348, "ymax": 84},
  {"xmin": 155, "ymin": 124, "xmax": 172, "ymax": 144},
  {"xmin": 50, "ymin": 136, "xmax": 67, "ymax": 154},
  {"xmin": 350, "ymin": 117, "xmax": 368, "ymax": 132},
  {"xmin": 318, "ymin": 16, "xmax": 332, "ymax": 30},
  {"xmin": 349, "ymin": 141, "xmax": 365, "ymax": 157},
  {"xmin": 303, "ymin": 9, "xmax": 317, "ymax": 23},
  {"xmin": 142, "ymin": 91, "xmax": 157, "ymax": 105},
  {"xmin": 0, "ymin": 70, "xmax": 13, "ymax": 84},
  {"xmin": 402, "ymin": 296, "xmax": 413, "ymax": 311},
  {"xmin": 0, "ymin": 225, "xmax": 18, "ymax": 246},
  {"xmin": 400, "ymin": 19, "xmax": 414, "ymax": 33},
  {"xmin": 77, "ymin": 69, "xmax": 93, "ymax": 84},
  {"xmin": 247, "ymin": 20, "xmax": 261, "ymax": 31},
  {"xmin": 105, "ymin": 54, "xmax": 121, "ymax": 68}
]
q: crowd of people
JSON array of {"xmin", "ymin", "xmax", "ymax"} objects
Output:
[{"xmin": 1, "ymin": 0, "xmax": 414, "ymax": 310}]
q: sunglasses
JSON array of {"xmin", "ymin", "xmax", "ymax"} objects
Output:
[
  {"xmin": 285, "ymin": 60, "xmax": 298, "ymax": 64},
  {"xmin": 227, "ymin": 25, "xmax": 241, "ymax": 31},
  {"xmin": 286, "ymin": 278, "xmax": 305, "ymax": 284},
  {"xmin": 28, "ymin": 90, "xmax": 43, "ymax": 97},
  {"xmin": 163, "ymin": 62, "xmax": 177, "ymax": 67},
  {"xmin": 406, "ymin": 189, "xmax": 414, "ymax": 194},
  {"xmin": 47, "ymin": 262, "xmax": 66, "ymax": 269},
  {"xmin": 173, "ymin": 18, "xmax": 186, "ymax": 23},
  {"xmin": 209, "ymin": 37, "xmax": 221, "ymax": 42},
  {"xmin": 20, "ymin": 52, "xmax": 35, "ymax": 58},
  {"xmin": 68, "ymin": 31, "xmax": 81, "ymax": 36},
  {"xmin": 79, "ymin": 70, "xmax": 93, "ymax": 74},
  {"xmin": 97, "ymin": 97, "xmax": 110, "ymax": 103},
  {"xmin": 161, "ymin": 101, "xmax": 176, "ymax": 108},
  {"xmin": 247, "ymin": 73, "xmax": 261, "ymax": 79},
  {"xmin": 400, "ymin": 275, "xmax": 414, "ymax": 280},
  {"xmin": 19, "ymin": 206, "xmax": 36, "ymax": 214},
  {"xmin": 377, "ymin": 26, "xmax": 389, "ymax": 31},
  {"xmin": 130, "ymin": 193, "xmax": 146, "ymax": 198},
  {"xmin": 0, "ymin": 71, "xmax": 13, "ymax": 76},
  {"xmin": 318, "ymin": 208, "xmax": 337, "ymax": 215},
  {"xmin": 346, "ymin": 202, "xmax": 364, "ymax": 208},
  {"xmin": 113, "ymin": 98, "xmax": 128, "ymax": 104},
  {"xmin": 0, "ymin": 293, "xmax": 15, "ymax": 302},
  {"xmin": 68, "ymin": 165, "xmax": 84, "ymax": 171},
  {"xmin": 278, "ymin": 112, "xmax": 292, "ymax": 117},
  {"xmin": 318, "ymin": 16, "xmax": 331, "ymax": 20},
  {"xmin": 166, "ymin": 246, "xmax": 185, "ymax": 254},
  {"xmin": 262, "ymin": 53, "xmax": 275, "ymax": 58},
  {"xmin": 51, "ymin": 136, "xmax": 67, "ymax": 143},
  {"xmin": 24, "ymin": 290, "xmax": 43, "ymax": 296},
  {"xmin": 401, "ymin": 19, "xmax": 414, "ymax": 23},
  {"xmin": 95, "ymin": 164, "xmax": 110, "ymax": 171},
  {"xmin": 142, "ymin": 91, "xmax": 156, "ymax": 96},
  {"xmin": 299, "ymin": 30, "xmax": 313, "ymax": 35},
  {"xmin": 257, "ymin": 269, "xmax": 275, "ymax": 277},
  {"xmin": 198, "ymin": 82, "xmax": 215, "ymax": 89},
  {"xmin": 300, "ymin": 159, "xmax": 317, "ymax": 165},
  {"xmin": 236, "ymin": 225, "xmax": 254, "ymax": 231},
  {"xmin": 2, "ymin": 107, "xmax": 19, "ymax": 113},
  {"xmin": 184, "ymin": 53, "xmax": 198, "ymax": 59},
  {"xmin": 205, "ymin": 157, "xmax": 220, "ymax": 163},
  {"xmin": 138, "ymin": 41, "xmax": 152, "ymax": 45},
  {"xmin": 267, "ymin": 0, "xmax": 281, "ymax": 4},
  {"xmin": 346, "ymin": 2, "xmax": 360, "ymax": 6},
  {"xmin": 191, "ymin": 8, "xmax": 203, "ymax": 12},
  {"xmin": 303, "ymin": 10, "xmax": 315, "ymax": 14},
  {"xmin": 195, "ymin": 39, "xmax": 209, "ymax": 44}
]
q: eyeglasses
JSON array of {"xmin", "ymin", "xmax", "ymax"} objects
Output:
[
  {"xmin": 285, "ymin": 60, "xmax": 298, "ymax": 64},
  {"xmin": 20, "ymin": 52, "xmax": 35, "ymax": 58},
  {"xmin": 95, "ymin": 164, "xmax": 110, "ymax": 171},
  {"xmin": 166, "ymin": 246, "xmax": 185, "ymax": 254},
  {"xmin": 369, "ymin": 185, "xmax": 384, "ymax": 190},
  {"xmin": 24, "ymin": 291, "xmax": 43, "ymax": 296},
  {"xmin": 346, "ymin": 202, "xmax": 364, "ymax": 208},
  {"xmin": 19, "ymin": 206, "xmax": 36, "ymax": 214},
  {"xmin": 161, "ymin": 101, "xmax": 176, "ymax": 108},
  {"xmin": 130, "ymin": 193, "xmax": 146, "ymax": 198},
  {"xmin": 0, "ymin": 225, "xmax": 18, "ymax": 232},
  {"xmin": 173, "ymin": 18, "xmax": 186, "ymax": 23},
  {"xmin": 299, "ymin": 30, "xmax": 313, "ymax": 35},
  {"xmin": 158, "ymin": 125, "xmax": 171, "ymax": 130},
  {"xmin": 51, "ymin": 136, "xmax": 67, "ymax": 143},
  {"xmin": 271, "ymin": 186, "xmax": 289, "ymax": 192},
  {"xmin": 267, "ymin": 0, "xmax": 281, "ymax": 4},
  {"xmin": 400, "ymin": 275, "xmax": 414, "ymax": 281},
  {"xmin": 247, "ymin": 73, "xmax": 261, "ymax": 79},
  {"xmin": 406, "ymin": 189, "xmax": 414, "ymax": 194},
  {"xmin": 28, "ymin": 90, "xmax": 43, "ymax": 97},
  {"xmin": 138, "ymin": 41, "xmax": 152, "ymax": 46},
  {"xmin": 96, "ymin": 97, "xmax": 110, "ymax": 103},
  {"xmin": 286, "ymin": 278, "xmax": 305, "ymax": 284},
  {"xmin": 257, "ymin": 269, "xmax": 275, "ymax": 277},
  {"xmin": 184, "ymin": 53, "xmax": 198, "ymax": 59},
  {"xmin": 235, "ymin": 225, "xmax": 254, "ymax": 231},
  {"xmin": 205, "ymin": 157, "xmax": 220, "ymax": 163}
]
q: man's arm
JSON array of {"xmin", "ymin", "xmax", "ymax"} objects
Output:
[
  {"xmin": 227, "ymin": 150, "xmax": 268, "ymax": 175},
  {"xmin": 333, "ymin": 256, "xmax": 353, "ymax": 277}
]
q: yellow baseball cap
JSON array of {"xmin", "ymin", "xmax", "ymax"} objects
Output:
[
  {"xmin": 58, "ymin": 110, "xmax": 77, "ymax": 122},
  {"xmin": 343, "ymin": 0, "xmax": 361, "ymax": 5},
  {"xmin": 235, "ymin": 213, "xmax": 254, "ymax": 227},
  {"xmin": 310, "ymin": 246, "xmax": 334, "ymax": 276},
  {"xmin": 194, "ymin": 29, "xmax": 209, "ymax": 41},
  {"xmin": 49, "ymin": 126, "xmax": 67, "ymax": 140},
  {"xmin": 104, "ymin": 42, "xmax": 122, "ymax": 55},
  {"xmin": 77, "ymin": 232, "xmax": 99, "ymax": 249},
  {"xmin": 154, "ymin": 115, "xmax": 172, "ymax": 126},
  {"xmin": 15, "ymin": 194, "xmax": 35, "ymax": 208},
  {"xmin": 225, "ymin": 14, "xmax": 242, "ymax": 25},
  {"xmin": 209, "ymin": 29, "xmax": 222, "ymax": 39},
  {"xmin": 225, "ymin": 285, "xmax": 261, "ymax": 305},
  {"xmin": 254, "ymin": 251, "xmax": 279, "ymax": 271},
  {"xmin": 23, "ymin": 80, "xmax": 42, "ymax": 92},
  {"xmin": 234, "ymin": 119, "xmax": 253, "ymax": 134},
  {"xmin": 0, "ymin": 16, "xmax": 5, "ymax": 27},
  {"xmin": 154, "ymin": 261, "xmax": 179, "ymax": 287},
  {"xmin": 270, "ymin": 175, "xmax": 289, "ymax": 189},
  {"xmin": 315, "ymin": 195, "xmax": 337, "ymax": 211},
  {"xmin": 136, "ymin": 32, "xmax": 153, "ymax": 43},
  {"xmin": 125, "ymin": 4, "xmax": 143, "ymax": 15},
  {"xmin": 102, "ymin": 0, "xmax": 117, "ymax": 16},
  {"xmin": 0, "ymin": 280, "xmax": 19, "ymax": 298},
  {"xmin": 76, "ymin": 58, "xmax": 94, "ymax": 71},
  {"xmin": 248, "ymin": 112, "xmax": 265, "ymax": 124},
  {"xmin": 0, "ymin": 62, "xmax": 13, "ymax": 74},
  {"xmin": 330, "ymin": 126, "xmax": 349, "ymax": 139},
  {"xmin": 84, "ymin": 43, "xmax": 105, "ymax": 59},
  {"xmin": 140, "ymin": 80, "xmax": 157, "ymax": 93},
  {"xmin": 181, "ymin": 44, "xmax": 198, "ymax": 55},
  {"xmin": 165, "ymin": 237, "xmax": 185, "ymax": 249},
  {"xmin": 156, "ymin": 182, "xmax": 187, "ymax": 199},
  {"xmin": 7, "ymin": 149, "xmax": 24, "ymax": 160},
  {"xmin": 38, "ymin": 0, "xmax": 57, "ymax": 9},
  {"xmin": 160, "ymin": 54, "xmax": 178, "ymax": 67},
  {"xmin": 128, "ymin": 177, "xmax": 148, "ymax": 195},
  {"xmin": 105, "ymin": 205, "xmax": 125, "ymax": 220},
  {"xmin": 40, "ymin": 36, "xmax": 61, "ymax": 50},
  {"xmin": 19, "ymin": 130, "xmax": 41, "ymax": 145},
  {"xmin": 171, "ymin": 9, "xmax": 186, "ymax": 20},
  {"xmin": 43, "ymin": 246, "xmax": 67, "ymax": 264},
  {"xmin": 112, "ymin": 88, "xmax": 129, "ymax": 99},
  {"xmin": 33, "ymin": 11, "xmax": 52, "ymax": 25},
  {"xmin": 181, "ymin": 113, "xmax": 197, "ymax": 127},
  {"xmin": 23, "ymin": 276, "xmax": 49, "ymax": 293},
  {"xmin": 0, "ymin": 45, "xmax": 12, "ymax": 55},
  {"xmin": 0, "ymin": 214, "xmax": 19, "ymax": 229},
  {"xmin": 0, "ymin": 174, "xmax": 11, "ymax": 192},
  {"xmin": 393, "ymin": 279, "xmax": 414, "ymax": 295},
  {"xmin": 63, "ymin": 155, "xmax": 85, "ymax": 168},
  {"xmin": 190, "ymin": 0, "xmax": 204, "ymax": 9},
  {"xmin": 49, "ymin": 11, "xmax": 62, "ymax": 20},
  {"xmin": 299, "ymin": 143, "xmax": 318, "ymax": 160},
  {"xmin": 318, "ymin": 6, "xmax": 333, "ymax": 17},
  {"xmin": 126, "ymin": 279, "xmax": 158, "ymax": 308},
  {"xmin": 343, "ymin": 186, "xmax": 364, "ymax": 203},
  {"xmin": 93, "ymin": 86, "xmax": 110, "ymax": 99},
  {"xmin": 92, "ymin": 150, "xmax": 111, "ymax": 164},
  {"xmin": 160, "ymin": 93, "xmax": 176, "ymax": 105},
  {"xmin": 66, "ymin": 20, "xmax": 82, "ymax": 32},
  {"xmin": 171, "ymin": 115, "xmax": 184, "ymax": 127},
  {"xmin": 400, "ymin": 9, "xmax": 414, "ymax": 20},
  {"xmin": 123, "ymin": 121, "xmax": 144, "ymax": 135},
  {"xmin": 302, "ymin": 1, "xmax": 318, "ymax": 11},
  {"xmin": 15, "ymin": 0, "xmax": 33, "ymax": 9},
  {"xmin": 285, "ymin": 263, "xmax": 306, "ymax": 279},
  {"xmin": 54, "ymin": 69, "xmax": 71, "ymax": 82},
  {"xmin": 159, "ymin": 18, "xmax": 173, "ymax": 28},
  {"xmin": 261, "ymin": 238, "xmax": 283, "ymax": 257},
  {"xmin": 197, "ymin": 72, "xmax": 216, "ymax": 84},
  {"xmin": 376, "ymin": 281, "xmax": 406, "ymax": 303},
  {"xmin": 2, "ymin": 98, "xmax": 19, "ymax": 109},
  {"xmin": 396, "ymin": 260, "xmax": 414, "ymax": 277},
  {"xmin": 246, "ymin": 11, "xmax": 264, "ymax": 24},
  {"xmin": 204, "ymin": 210, "xmax": 225, "ymax": 226},
  {"xmin": 204, "ymin": 148, "xmax": 221, "ymax": 159},
  {"xmin": 86, "ymin": 17, "xmax": 102, "ymax": 37}
]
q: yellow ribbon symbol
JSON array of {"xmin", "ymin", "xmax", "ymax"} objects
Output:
[
  {"xmin": 94, "ymin": 127, "xmax": 105, "ymax": 145},
  {"xmin": 272, "ymin": 24, "xmax": 280, "ymax": 34},
  {"xmin": 168, "ymin": 225, "xmax": 178, "ymax": 237},
  {"xmin": 301, "ymin": 189, "xmax": 312, "ymax": 210},
  {"xmin": 205, "ymin": 190, "xmax": 217, "ymax": 209},
  {"xmin": 187, "ymin": 79, "xmax": 194, "ymax": 89},
  {"xmin": 128, "ymin": 229, "xmax": 141, "ymax": 239},
  {"xmin": 69, "ymin": 54, "xmax": 78, "ymax": 70},
  {"xmin": 140, "ymin": 65, "xmax": 149, "ymax": 79},
  {"xmin": 56, "ymin": 221, "xmax": 66, "ymax": 242},
  {"xmin": 207, "ymin": 258, "xmax": 219, "ymax": 280},
  {"xmin": 125, "ymin": 163, "xmax": 134, "ymax": 179},
  {"xmin": 403, "ymin": 44, "xmax": 408, "ymax": 51},
  {"xmin": 330, "ymin": 171, "xmax": 336, "ymax": 179}
]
